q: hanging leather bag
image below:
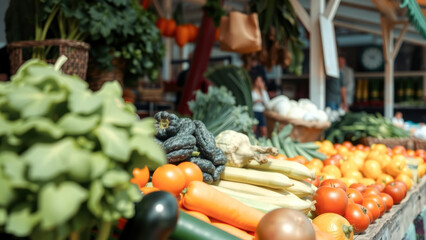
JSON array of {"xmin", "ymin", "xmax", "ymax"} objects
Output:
[{"xmin": 219, "ymin": 11, "xmax": 262, "ymax": 54}]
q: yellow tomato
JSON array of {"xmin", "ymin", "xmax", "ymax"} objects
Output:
[
  {"xmin": 343, "ymin": 170, "xmax": 363, "ymax": 180},
  {"xmin": 307, "ymin": 158, "xmax": 324, "ymax": 169},
  {"xmin": 374, "ymin": 154, "xmax": 391, "ymax": 169},
  {"xmin": 385, "ymin": 155, "xmax": 406, "ymax": 177},
  {"xmin": 366, "ymin": 150, "xmax": 382, "ymax": 161},
  {"xmin": 340, "ymin": 160, "xmax": 359, "ymax": 174},
  {"xmin": 418, "ymin": 163, "xmax": 426, "ymax": 178},
  {"xmin": 318, "ymin": 172, "xmax": 337, "ymax": 182},
  {"xmin": 362, "ymin": 160, "xmax": 382, "ymax": 180},
  {"xmin": 338, "ymin": 146, "xmax": 351, "ymax": 158},
  {"xmin": 371, "ymin": 144, "xmax": 387, "ymax": 154},
  {"xmin": 395, "ymin": 173, "xmax": 413, "ymax": 190},
  {"xmin": 359, "ymin": 178, "xmax": 376, "ymax": 186},
  {"xmin": 340, "ymin": 177, "xmax": 358, "ymax": 187},
  {"xmin": 376, "ymin": 173, "xmax": 394, "ymax": 185},
  {"xmin": 313, "ymin": 213, "xmax": 354, "ymax": 240},
  {"xmin": 401, "ymin": 166, "xmax": 412, "ymax": 178},
  {"xmin": 322, "ymin": 165, "xmax": 342, "ymax": 178},
  {"xmin": 319, "ymin": 140, "xmax": 335, "ymax": 155}
]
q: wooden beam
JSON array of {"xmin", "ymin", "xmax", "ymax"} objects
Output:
[
  {"xmin": 152, "ymin": 0, "xmax": 165, "ymax": 18},
  {"xmin": 309, "ymin": 0, "xmax": 326, "ymax": 109},
  {"xmin": 372, "ymin": 0, "xmax": 398, "ymax": 22},
  {"xmin": 380, "ymin": 16, "xmax": 395, "ymax": 119},
  {"xmin": 289, "ymin": 0, "xmax": 312, "ymax": 32},
  {"xmin": 334, "ymin": 20, "xmax": 426, "ymax": 46},
  {"xmin": 324, "ymin": 0, "xmax": 341, "ymax": 20},
  {"xmin": 391, "ymin": 21, "xmax": 409, "ymax": 60},
  {"xmin": 380, "ymin": 16, "xmax": 391, "ymax": 62}
]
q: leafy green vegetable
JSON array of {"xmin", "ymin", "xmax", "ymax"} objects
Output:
[
  {"xmin": 189, "ymin": 86, "xmax": 257, "ymax": 136},
  {"xmin": 0, "ymin": 59, "xmax": 166, "ymax": 239}
]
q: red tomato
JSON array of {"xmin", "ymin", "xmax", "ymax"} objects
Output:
[
  {"xmin": 314, "ymin": 186, "xmax": 348, "ymax": 216},
  {"xmin": 324, "ymin": 155, "xmax": 342, "ymax": 168},
  {"xmin": 384, "ymin": 182, "xmax": 405, "ymax": 204},
  {"xmin": 342, "ymin": 141, "xmax": 353, "ymax": 148},
  {"xmin": 368, "ymin": 183, "xmax": 385, "ymax": 192},
  {"xmin": 363, "ymin": 194, "xmax": 386, "ymax": 217},
  {"xmin": 346, "ymin": 188, "xmax": 363, "ymax": 205},
  {"xmin": 380, "ymin": 192, "xmax": 394, "ymax": 212},
  {"xmin": 320, "ymin": 179, "xmax": 347, "ymax": 191},
  {"xmin": 177, "ymin": 162, "xmax": 203, "ymax": 188},
  {"xmin": 392, "ymin": 180, "xmax": 408, "ymax": 196},
  {"xmin": 362, "ymin": 187, "xmax": 381, "ymax": 196},
  {"xmin": 305, "ymin": 175, "xmax": 320, "ymax": 187},
  {"xmin": 350, "ymin": 183, "xmax": 367, "ymax": 193},
  {"xmin": 365, "ymin": 207, "xmax": 374, "ymax": 223},
  {"xmin": 130, "ymin": 166, "xmax": 150, "ymax": 187},
  {"xmin": 362, "ymin": 198, "xmax": 380, "ymax": 222},
  {"xmin": 344, "ymin": 203, "xmax": 370, "ymax": 234},
  {"xmin": 152, "ymin": 164, "xmax": 186, "ymax": 196}
]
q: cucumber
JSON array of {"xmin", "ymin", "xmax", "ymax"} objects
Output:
[
  {"xmin": 296, "ymin": 142, "xmax": 319, "ymax": 150},
  {"xmin": 277, "ymin": 124, "xmax": 293, "ymax": 139},
  {"xmin": 304, "ymin": 148, "xmax": 327, "ymax": 161},
  {"xmin": 169, "ymin": 210, "xmax": 240, "ymax": 240},
  {"xmin": 293, "ymin": 144, "xmax": 313, "ymax": 161}
]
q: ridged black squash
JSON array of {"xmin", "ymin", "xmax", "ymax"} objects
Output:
[{"xmin": 154, "ymin": 111, "xmax": 181, "ymax": 140}]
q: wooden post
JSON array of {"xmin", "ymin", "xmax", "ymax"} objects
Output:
[
  {"xmin": 309, "ymin": 0, "xmax": 326, "ymax": 109},
  {"xmin": 381, "ymin": 17, "xmax": 394, "ymax": 119}
]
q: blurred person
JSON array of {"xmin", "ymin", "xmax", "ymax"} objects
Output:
[
  {"xmin": 392, "ymin": 111, "xmax": 404, "ymax": 128},
  {"xmin": 340, "ymin": 55, "xmax": 354, "ymax": 108},
  {"xmin": 326, "ymin": 60, "xmax": 348, "ymax": 111},
  {"xmin": 251, "ymin": 70, "xmax": 270, "ymax": 137}
]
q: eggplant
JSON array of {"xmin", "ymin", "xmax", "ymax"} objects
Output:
[{"xmin": 119, "ymin": 191, "xmax": 179, "ymax": 240}]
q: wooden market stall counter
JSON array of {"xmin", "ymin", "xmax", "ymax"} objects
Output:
[{"xmin": 354, "ymin": 176, "xmax": 426, "ymax": 240}]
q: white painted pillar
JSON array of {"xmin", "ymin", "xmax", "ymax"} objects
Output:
[{"xmin": 309, "ymin": 0, "xmax": 326, "ymax": 109}]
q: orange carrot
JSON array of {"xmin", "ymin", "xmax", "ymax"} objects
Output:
[
  {"xmin": 211, "ymin": 222, "xmax": 254, "ymax": 240},
  {"xmin": 182, "ymin": 181, "xmax": 264, "ymax": 232},
  {"xmin": 140, "ymin": 186, "xmax": 159, "ymax": 195},
  {"xmin": 182, "ymin": 210, "xmax": 211, "ymax": 223}
]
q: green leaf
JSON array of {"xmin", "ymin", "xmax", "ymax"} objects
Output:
[
  {"xmin": 5, "ymin": 207, "xmax": 40, "ymax": 237},
  {"xmin": 14, "ymin": 117, "xmax": 64, "ymax": 139},
  {"xmin": 68, "ymin": 89, "xmax": 103, "ymax": 114},
  {"xmin": 7, "ymin": 85, "xmax": 66, "ymax": 118},
  {"xmin": 95, "ymin": 124, "xmax": 130, "ymax": 162},
  {"xmin": 67, "ymin": 149, "xmax": 92, "ymax": 183},
  {"xmin": 0, "ymin": 171, "xmax": 15, "ymax": 207},
  {"xmin": 90, "ymin": 152, "xmax": 109, "ymax": 180},
  {"xmin": 0, "ymin": 114, "xmax": 14, "ymax": 135},
  {"xmin": 2, "ymin": 152, "xmax": 28, "ymax": 188},
  {"xmin": 39, "ymin": 182, "xmax": 88, "ymax": 230},
  {"xmin": 127, "ymin": 183, "xmax": 143, "ymax": 203},
  {"xmin": 130, "ymin": 136, "xmax": 166, "ymax": 170},
  {"xmin": 0, "ymin": 208, "xmax": 6, "ymax": 225},
  {"xmin": 101, "ymin": 170, "xmax": 130, "ymax": 188},
  {"xmin": 58, "ymin": 113, "xmax": 100, "ymax": 135},
  {"xmin": 98, "ymin": 81, "xmax": 122, "ymax": 98},
  {"xmin": 23, "ymin": 138, "xmax": 75, "ymax": 180},
  {"xmin": 88, "ymin": 180, "xmax": 104, "ymax": 217},
  {"xmin": 131, "ymin": 118, "xmax": 156, "ymax": 136},
  {"xmin": 101, "ymin": 98, "xmax": 137, "ymax": 127}
]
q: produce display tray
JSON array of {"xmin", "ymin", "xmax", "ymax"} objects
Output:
[
  {"xmin": 354, "ymin": 177, "xmax": 426, "ymax": 240},
  {"xmin": 358, "ymin": 137, "xmax": 415, "ymax": 150}
]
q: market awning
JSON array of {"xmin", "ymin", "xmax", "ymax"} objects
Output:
[{"xmin": 404, "ymin": 0, "xmax": 426, "ymax": 38}]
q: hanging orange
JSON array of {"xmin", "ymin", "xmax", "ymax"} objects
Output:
[
  {"xmin": 156, "ymin": 18, "xmax": 167, "ymax": 36},
  {"xmin": 175, "ymin": 25, "xmax": 190, "ymax": 47},
  {"xmin": 165, "ymin": 19, "xmax": 177, "ymax": 37}
]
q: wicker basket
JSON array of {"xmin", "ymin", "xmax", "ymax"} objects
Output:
[
  {"xmin": 139, "ymin": 79, "xmax": 164, "ymax": 102},
  {"xmin": 358, "ymin": 137, "xmax": 414, "ymax": 149},
  {"xmin": 264, "ymin": 110, "xmax": 331, "ymax": 143},
  {"xmin": 413, "ymin": 138, "xmax": 426, "ymax": 150},
  {"xmin": 87, "ymin": 58, "xmax": 125, "ymax": 91},
  {"xmin": 8, "ymin": 39, "xmax": 90, "ymax": 80}
]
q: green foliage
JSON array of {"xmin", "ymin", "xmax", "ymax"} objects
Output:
[
  {"xmin": 188, "ymin": 86, "xmax": 257, "ymax": 136},
  {"xmin": 249, "ymin": 0, "xmax": 304, "ymax": 75},
  {"xmin": 0, "ymin": 60, "xmax": 166, "ymax": 239},
  {"xmin": 324, "ymin": 112, "xmax": 410, "ymax": 143},
  {"xmin": 202, "ymin": 0, "xmax": 226, "ymax": 27}
]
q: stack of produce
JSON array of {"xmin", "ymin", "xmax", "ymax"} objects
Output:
[
  {"xmin": 325, "ymin": 112, "xmax": 410, "ymax": 143},
  {"xmin": 305, "ymin": 141, "xmax": 426, "ymax": 237},
  {"xmin": 153, "ymin": 111, "xmax": 226, "ymax": 184},
  {"xmin": 213, "ymin": 130, "xmax": 318, "ymax": 214},
  {"xmin": 257, "ymin": 123, "xmax": 327, "ymax": 161}
]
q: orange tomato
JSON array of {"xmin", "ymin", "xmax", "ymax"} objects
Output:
[
  {"xmin": 392, "ymin": 146, "xmax": 406, "ymax": 156},
  {"xmin": 312, "ymin": 213, "xmax": 354, "ymax": 240},
  {"xmin": 139, "ymin": 186, "xmax": 159, "ymax": 195},
  {"xmin": 288, "ymin": 156, "xmax": 308, "ymax": 165},
  {"xmin": 406, "ymin": 149, "xmax": 415, "ymax": 157},
  {"xmin": 152, "ymin": 164, "xmax": 186, "ymax": 195},
  {"xmin": 362, "ymin": 160, "xmax": 382, "ymax": 180},
  {"xmin": 130, "ymin": 166, "xmax": 150, "ymax": 187},
  {"xmin": 307, "ymin": 158, "xmax": 324, "ymax": 168},
  {"xmin": 395, "ymin": 173, "xmax": 413, "ymax": 190},
  {"xmin": 177, "ymin": 162, "xmax": 203, "ymax": 188},
  {"xmin": 340, "ymin": 161, "xmax": 358, "ymax": 174},
  {"xmin": 342, "ymin": 141, "xmax": 353, "ymax": 148},
  {"xmin": 322, "ymin": 165, "xmax": 342, "ymax": 178},
  {"xmin": 371, "ymin": 144, "xmax": 387, "ymax": 154}
]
